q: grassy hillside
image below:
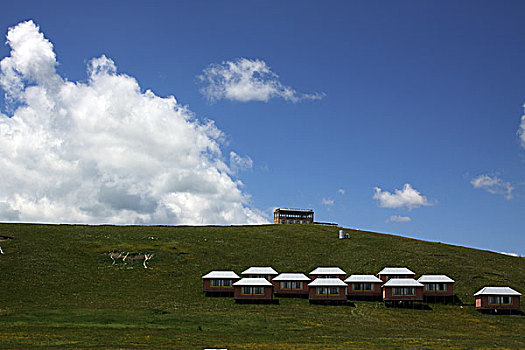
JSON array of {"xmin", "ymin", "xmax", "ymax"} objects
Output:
[{"xmin": 0, "ymin": 223, "xmax": 524, "ymax": 349}]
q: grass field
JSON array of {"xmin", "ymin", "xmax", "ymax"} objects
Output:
[{"xmin": 0, "ymin": 223, "xmax": 524, "ymax": 349}]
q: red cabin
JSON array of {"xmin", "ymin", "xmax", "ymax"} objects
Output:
[
  {"xmin": 308, "ymin": 278, "xmax": 348, "ymax": 304},
  {"xmin": 474, "ymin": 287, "xmax": 521, "ymax": 314},
  {"xmin": 202, "ymin": 270, "xmax": 240, "ymax": 297},
  {"xmin": 417, "ymin": 275, "xmax": 455, "ymax": 303},
  {"xmin": 309, "ymin": 267, "xmax": 346, "ymax": 280},
  {"xmin": 241, "ymin": 267, "xmax": 278, "ymax": 282},
  {"xmin": 273, "ymin": 273, "xmax": 310, "ymax": 297},
  {"xmin": 233, "ymin": 278, "xmax": 275, "ymax": 304},
  {"xmin": 382, "ymin": 278, "xmax": 424, "ymax": 307},
  {"xmin": 377, "ymin": 267, "xmax": 415, "ymax": 283},
  {"xmin": 345, "ymin": 275, "xmax": 383, "ymax": 300}
]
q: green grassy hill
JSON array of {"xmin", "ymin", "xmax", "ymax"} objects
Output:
[{"xmin": 0, "ymin": 223, "xmax": 524, "ymax": 349}]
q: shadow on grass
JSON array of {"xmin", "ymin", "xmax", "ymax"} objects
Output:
[
  {"xmin": 235, "ymin": 299, "xmax": 280, "ymax": 305},
  {"xmin": 477, "ymin": 309, "xmax": 524, "ymax": 316},
  {"xmin": 423, "ymin": 295, "xmax": 463, "ymax": 305},
  {"xmin": 385, "ymin": 302, "xmax": 432, "ymax": 311},
  {"xmin": 309, "ymin": 300, "xmax": 356, "ymax": 307}
]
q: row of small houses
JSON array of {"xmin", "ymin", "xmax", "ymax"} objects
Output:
[{"xmin": 202, "ymin": 266, "xmax": 522, "ymax": 313}]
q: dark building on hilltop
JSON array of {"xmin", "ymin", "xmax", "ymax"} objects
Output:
[{"xmin": 274, "ymin": 208, "xmax": 314, "ymax": 224}]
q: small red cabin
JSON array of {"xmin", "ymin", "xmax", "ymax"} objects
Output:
[
  {"xmin": 382, "ymin": 278, "xmax": 424, "ymax": 306},
  {"xmin": 345, "ymin": 275, "xmax": 383, "ymax": 300},
  {"xmin": 309, "ymin": 267, "xmax": 346, "ymax": 280},
  {"xmin": 241, "ymin": 267, "xmax": 278, "ymax": 282},
  {"xmin": 233, "ymin": 278, "xmax": 274, "ymax": 304},
  {"xmin": 308, "ymin": 278, "xmax": 348, "ymax": 304},
  {"xmin": 474, "ymin": 287, "xmax": 521, "ymax": 314},
  {"xmin": 417, "ymin": 275, "xmax": 455, "ymax": 303},
  {"xmin": 273, "ymin": 273, "xmax": 310, "ymax": 297},
  {"xmin": 377, "ymin": 267, "xmax": 415, "ymax": 283},
  {"xmin": 202, "ymin": 270, "xmax": 240, "ymax": 296}
]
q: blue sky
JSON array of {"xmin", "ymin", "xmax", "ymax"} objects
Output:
[{"xmin": 0, "ymin": 1, "xmax": 524, "ymax": 255}]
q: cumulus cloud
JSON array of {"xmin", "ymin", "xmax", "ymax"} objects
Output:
[
  {"xmin": 337, "ymin": 188, "xmax": 345, "ymax": 195},
  {"xmin": 386, "ymin": 215, "xmax": 411, "ymax": 223},
  {"xmin": 373, "ymin": 184, "xmax": 433, "ymax": 210},
  {"xmin": 321, "ymin": 198, "xmax": 334, "ymax": 206},
  {"xmin": 471, "ymin": 174, "xmax": 514, "ymax": 200},
  {"xmin": 198, "ymin": 58, "xmax": 325, "ymax": 103},
  {"xmin": 0, "ymin": 20, "xmax": 268, "ymax": 225}
]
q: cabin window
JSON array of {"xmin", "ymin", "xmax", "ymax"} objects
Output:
[
  {"xmin": 488, "ymin": 296, "xmax": 512, "ymax": 304},
  {"xmin": 281, "ymin": 281, "xmax": 303, "ymax": 289},
  {"xmin": 241, "ymin": 287, "xmax": 264, "ymax": 295},
  {"xmin": 317, "ymin": 287, "xmax": 339, "ymax": 295},
  {"xmin": 318, "ymin": 275, "xmax": 338, "ymax": 279},
  {"xmin": 353, "ymin": 283, "xmax": 373, "ymax": 291},
  {"xmin": 425, "ymin": 283, "xmax": 446, "ymax": 291},
  {"xmin": 392, "ymin": 287, "xmax": 415, "ymax": 296},
  {"xmin": 210, "ymin": 279, "xmax": 231, "ymax": 287}
]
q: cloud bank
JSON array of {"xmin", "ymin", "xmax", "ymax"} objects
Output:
[
  {"xmin": 198, "ymin": 58, "xmax": 325, "ymax": 103},
  {"xmin": 470, "ymin": 175, "xmax": 514, "ymax": 200},
  {"xmin": 373, "ymin": 184, "xmax": 433, "ymax": 210},
  {"xmin": 0, "ymin": 20, "xmax": 268, "ymax": 225}
]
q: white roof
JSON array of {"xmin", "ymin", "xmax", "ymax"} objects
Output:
[
  {"xmin": 308, "ymin": 278, "xmax": 348, "ymax": 287},
  {"xmin": 474, "ymin": 287, "xmax": 521, "ymax": 296},
  {"xmin": 241, "ymin": 267, "xmax": 278, "ymax": 275},
  {"xmin": 233, "ymin": 278, "xmax": 273, "ymax": 287},
  {"xmin": 377, "ymin": 267, "xmax": 415, "ymax": 276},
  {"xmin": 417, "ymin": 275, "xmax": 455, "ymax": 283},
  {"xmin": 382, "ymin": 278, "xmax": 423, "ymax": 287},
  {"xmin": 309, "ymin": 267, "xmax": 346, "ymax": 275},
  {"xmin": 276, "ymin": 208, "xmax": 313, "ymax": 213},
  {"xmin": 345, "ymin": 275, "xmax": 383, "ymax": 283},
  {"xmin": 273, "ymin": 273, "xmax": 311, "ymax": 281},
  {"xmin": 202, "ymin": 271, "xmax": 240, "ymax": 279}
]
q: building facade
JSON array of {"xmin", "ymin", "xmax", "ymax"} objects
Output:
[
  {"xmin": 202, "ymin": 270, "xmax": 240, "ymax": 296},
  {"xmin": 273, "ymin": 273, "xmax": 310, "ymax": 297},
  {"xmin": 308, "ymin": 278, "xmax": 348, "ymax": 304},
  {"xmin": 233, "ymin": 278, "xmax": 274, "ymax": 303},
  {"xmin": 274, "ymin": 208, "xmax": 314, "ymax": 224},
  {"xmin": 382, "ymin": 278, "xmax": 424, "ymax": 306},
  {"xmin": 377, "ymin": 267, "xmax": 416, "ymax": 283},
  {"xmin": 474, "ymin": 287, "xmax": 521, "ymax": 313},
  {"xmin": 345, "ymin": 275, "xmax": 383, "ymax": 300}
]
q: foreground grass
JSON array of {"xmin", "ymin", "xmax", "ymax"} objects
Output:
[{"xmin": 0, "ymin": 223, "xmax": 524, "ymax": 349}]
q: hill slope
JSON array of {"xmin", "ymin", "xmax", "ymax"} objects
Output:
[{"xmin": 0, "ymin": 223, "xmax": 524, "ymax": 349}]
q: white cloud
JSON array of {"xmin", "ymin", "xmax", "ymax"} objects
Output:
[
  {"xmin": 518, "ymin": 114, "xmax": 525, "ymax": 148},
  {"xmin": 471, "ymin": 175, "xmax": 514, "ymax": 200},
  {"xmin": 321, "ymin": 198, "xmax": 334, "ymax": 206},
  {"xmin": 198, "ymin": 58, "xmax": 325, "ymax": 103},
  {"xmin": 373, "ymin": 184, "xmax": 433, "ymax": 210},
  {"xmin": 229, "ymin": 151, "xmax": 253, "ymax": 173},
  {"xmin": 386, "ymin": 215, "xmax": 412, "ymax": 223},
  {"xmin": 0, "ymin": 20, "xmax": 268, "ymax": 225},
  {"xmin": 500, "ymin": 251, "xmax": 520, "ymax": 257},
  {"xmin": 337, "ymin": 188, "xmax": 345, "ymax": 195}
]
